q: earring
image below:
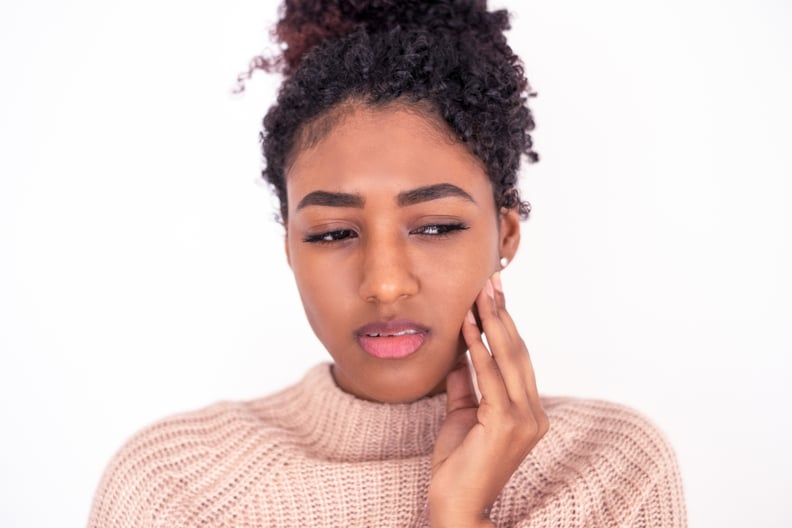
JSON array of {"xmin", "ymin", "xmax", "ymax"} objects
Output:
[{"xmin": 499, "ymin": 256, "xmax": 509, "ymax": 269}]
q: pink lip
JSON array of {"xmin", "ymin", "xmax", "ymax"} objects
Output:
[{"xmin": 355, "ymin": 320, "xmax": 429, "ymax": 359}]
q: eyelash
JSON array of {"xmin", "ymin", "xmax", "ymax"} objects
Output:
[
  {"xmin": 303, "ymin": 223, "xmax": 469, "ymax": 245},
  {"xmin": 413, "ymin": 223, "xmax": 469, "ymax": 237}
]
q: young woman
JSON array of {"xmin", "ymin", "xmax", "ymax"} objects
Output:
[{"xmin": 88, "ymin": 1, "xmax": 686, "ymax": 526}]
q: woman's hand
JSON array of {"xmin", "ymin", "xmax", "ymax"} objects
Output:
[{"xmin": 428, "ymin": 272, "xmax": 548, "ymax": 528}]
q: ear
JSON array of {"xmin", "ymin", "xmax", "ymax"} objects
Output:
[{"xmin": 497, "ymin": 208, "xmax": 521, "ymax": 265}]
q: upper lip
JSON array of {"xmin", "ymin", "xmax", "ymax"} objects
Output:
[{"xmin": 355, "ymin": 319, "xmax": 429, "ymax": 337}]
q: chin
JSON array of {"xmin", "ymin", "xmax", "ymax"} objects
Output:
[
  {"xmin": 364, "ymin": 358, "xmax": 457, "ymax": 403},
  {"xmin": 367, "ymin": 384, "xmax": 443, "ymax": 404},
  {"xmin": 328, "ymin": 336, "xmax": 466, "ymax": 402},
  {"xmin": 330, "ymin": 359, "xmax": 447, "ymax": 403}
]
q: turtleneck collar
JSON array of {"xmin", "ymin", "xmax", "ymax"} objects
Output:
[{"xmin": 256, "ymin": 363, "xmax": 448, "ymax": 462}]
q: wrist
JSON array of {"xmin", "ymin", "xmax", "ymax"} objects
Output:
[
  {"xmin": 430, "ymin": 518, "xmax": 494, "ymax": 528},
  {"xmin": 427, "ymin": 485, "xmax": 494, "ymax": 528},
  {"xmin": 428, "ymin": 505, "xmax": 494, "ymax": 528}
]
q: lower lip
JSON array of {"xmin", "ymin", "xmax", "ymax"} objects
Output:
[{"xmin": 357, "ymin": 333, "xmax": 426, "ymax": 359}]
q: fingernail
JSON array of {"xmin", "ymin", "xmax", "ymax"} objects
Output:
[
  {"xmin": 486, "ymin": 279, "xmax": 495, "ymax": 299},
  {"xmin": 466, "ymin": 309, "xmax": 476, "ymax": 325},
  {"xmin": 492, "ymin": 271, "xmax": 503, "ymax": 293}
]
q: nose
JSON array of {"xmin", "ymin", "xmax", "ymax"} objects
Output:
[{"xmin": 358, "ymin": 235, "xmax": 419, "ymax": 304}]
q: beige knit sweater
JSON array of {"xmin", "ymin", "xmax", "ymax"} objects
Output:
[{"xmin": 88, "ymin": 363, "xmax": 686, "ymax": 527}]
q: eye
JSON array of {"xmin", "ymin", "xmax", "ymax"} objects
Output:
[
  {"xmin": 410, "ymin": 223, "xmax": 469, "ymax": 237},
  {"xmin": 303, "ymin": 229, "xmax": 359, "ymax": 244}
]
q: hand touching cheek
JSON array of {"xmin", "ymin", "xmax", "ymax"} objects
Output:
[{"xmin": 429, "ymin": 272, "xmax": 548, "ymax": 528}]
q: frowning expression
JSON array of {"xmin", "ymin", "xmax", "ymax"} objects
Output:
[{"xmin": 285, "ymin": 104, "xmax": 519, "ymax": 402}]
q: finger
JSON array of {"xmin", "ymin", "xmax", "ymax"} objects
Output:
[
  {"xmin": 518, "ymin": 339, "xmax": 542, "ymax": 408},
  {"xmin": 490, "ymin": 271, "xmax": 517, "ymax": 337},
  {"xmin": 444, "ymin": 357, "xmax": 478, "ymax": 414},
  {"xmin": 487, "ymin": 288, "xmax": 542, "ymax": 409},
  {"xmin": 484, "ymin": 279, "xmax": 537, "ymax": 399},
  {"xmin": 491, "ymin": 271, "xmax": 507, "ymax": 310},
  {"xmin": 522, "ymin": 354, "xmax": 549, "ymax": 440},
  {"xmin": 484, "ymin": 273, "xmax": 542, "ymax": 401},
  {"xmin": 475, "ymin": 281, "xmax": 530, "ymax": 404},
  {"xmin": 462, "ymin": 308, "xmax": 509, "ymax": 407},
  {"xmin": 481, "ymin": 276, "xmax": 548, "ymax": 437}
]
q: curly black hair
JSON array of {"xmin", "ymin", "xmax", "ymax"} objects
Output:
[{"xmin": 249, "ymin": 0, "xmax": 538, "ymax": 223}]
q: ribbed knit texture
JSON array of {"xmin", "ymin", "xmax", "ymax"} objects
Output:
[{"xmin": 88, "ymin": 364, "xmax": 686, "ymax": 527}]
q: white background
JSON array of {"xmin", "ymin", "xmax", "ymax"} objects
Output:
[{"xmin": 1, "ymin": 0, "xmax": 790, "ymax": 526}]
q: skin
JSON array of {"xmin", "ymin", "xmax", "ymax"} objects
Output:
[{"xmin": 284, "ymin": 103, "xmax": 548, "ymax": 527}]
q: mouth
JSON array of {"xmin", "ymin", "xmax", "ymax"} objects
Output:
[{"xmin": 355, "ymin": 320, "xmax": 429, "ymax": 359}]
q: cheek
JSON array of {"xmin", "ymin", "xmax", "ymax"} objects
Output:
[
  {"xmin": 417, "ymin": 250, "xmax": 491, "ymax": 328},
  {"xmin": 291, "ymin": 259, "xmax": 357, "ymax": 340},
  {"xmin": 287, "ymin": 234, "xmax": 340, "ymax": 330}
]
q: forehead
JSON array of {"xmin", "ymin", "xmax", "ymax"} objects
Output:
[{"xmin": 286, "ymin": 105, "xmax": 492, "ymax": 202}]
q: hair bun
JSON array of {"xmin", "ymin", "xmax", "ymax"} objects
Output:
[{"xmin": 275, "ymin": 0, "xmax": 508, "ymax": 75}]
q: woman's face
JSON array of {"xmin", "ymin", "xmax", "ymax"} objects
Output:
[{"xmin": 285, "ymin": 104, "xmax": 520, "ymax": 402}]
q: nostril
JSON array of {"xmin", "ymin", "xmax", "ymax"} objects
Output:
[
  {"xmin": 359, "ymin": 270, "xmax": 420, "ymax": 304},
  {"xmin": 358, "ymin": 243, "xmax": 420, "ymax": 303}
]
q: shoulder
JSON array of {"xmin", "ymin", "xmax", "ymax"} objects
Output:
[
  {"xmin": 535, "ymin": 395, "xmax": 683, "ymax": 485},
  {"xmin": 498, "ymin": 396, "xmax": 686, "ymax": 526},
  {"xmin": 99, "ymin": 377, "xmax": 305, "ymax": 471},
  {"xmin": 541, "ymin": 396, "xmax": 679, "ymax": 465},
  {"xmin": 87, "ymin": 374, "xmax": 314, "ymax": 528}
]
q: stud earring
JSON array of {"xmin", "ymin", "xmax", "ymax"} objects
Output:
[{"xmin": 499, "ymin": 256, "xmax": 509, "ymax": 269}]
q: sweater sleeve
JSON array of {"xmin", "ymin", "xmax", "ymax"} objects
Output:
[
  {"xmin": 626, "ymin": 411, "xmax": 687, "ymax": 528},
  {"xmin": 628, "ymin": 455, "xmax": 687, "ymax": 528}
]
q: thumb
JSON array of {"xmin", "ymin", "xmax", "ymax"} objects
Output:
[
  {"xmin": 432, "ymin": 357, "xmax": 479, "ymax": 471},
  {"xmin": 445, "ymin": 357, "xmax": 478, "ymax": 415}
]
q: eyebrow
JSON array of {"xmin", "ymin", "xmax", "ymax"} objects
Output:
[
  {"xmin": 296, "ymin": 190, "xmax": 365, "ymax": 210},
  {"xmin": 397, "ymin": 183, "xmax": 476, "ymax": 207},
  {"xmin": 296, "ymin": 183, "xmax": 476, "ymax": 211}
]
